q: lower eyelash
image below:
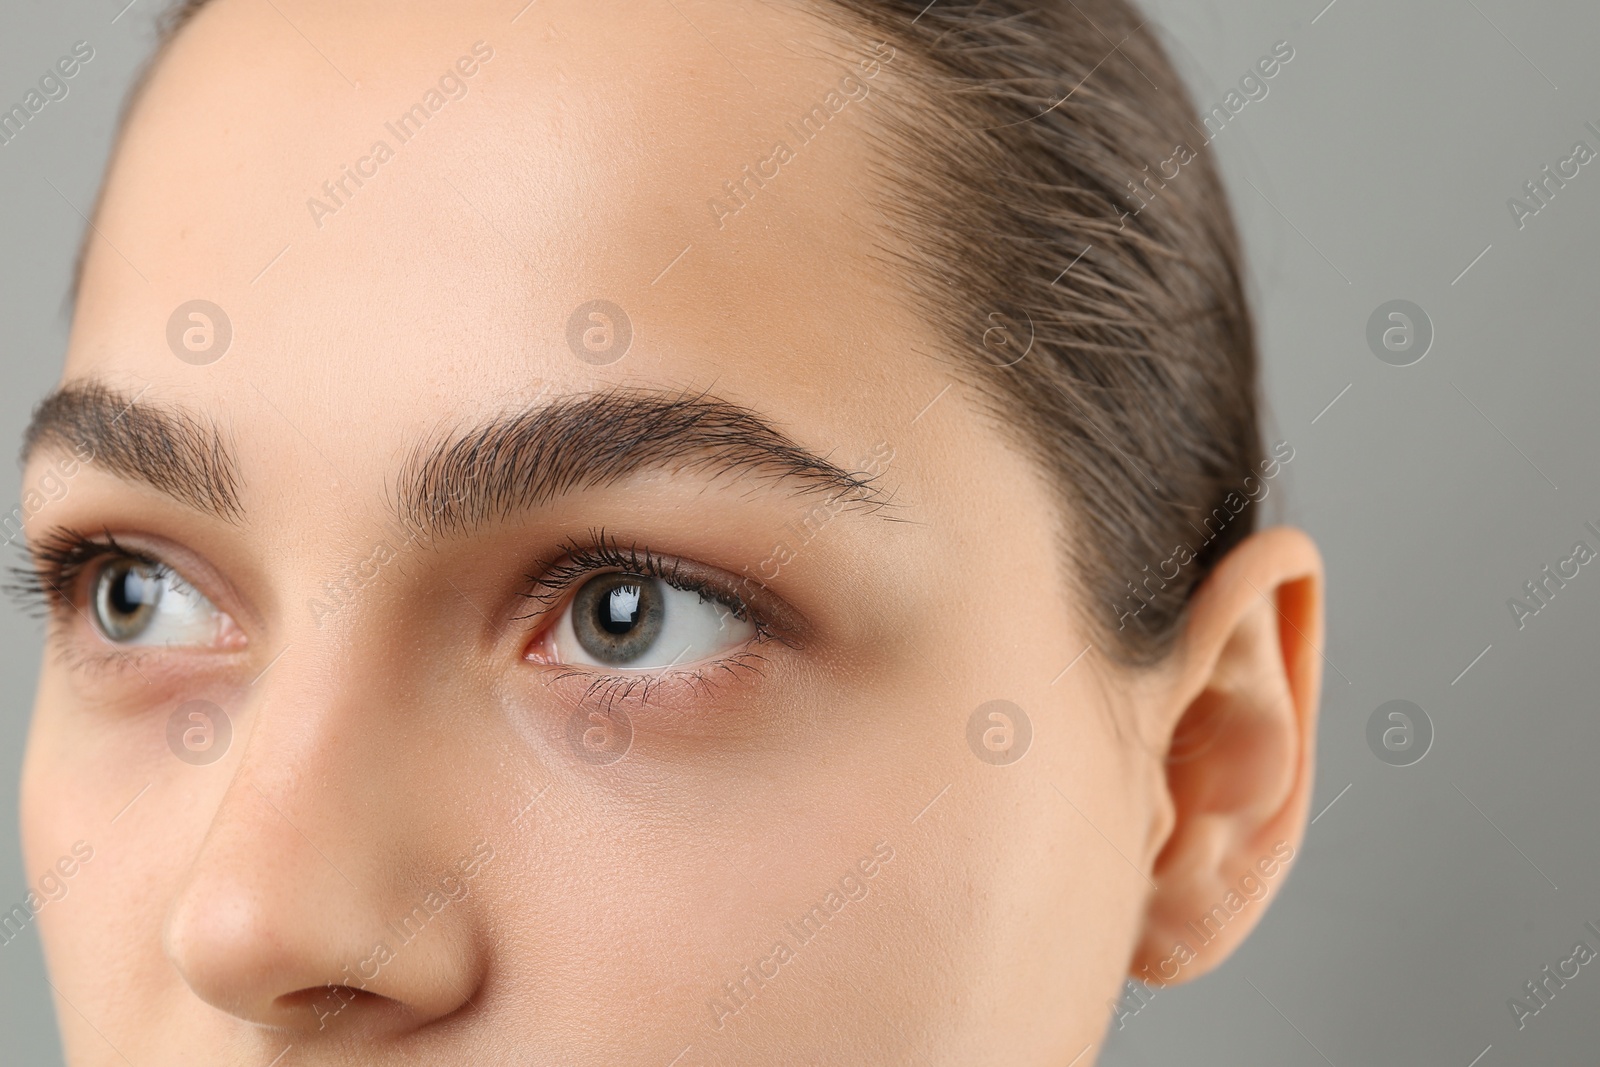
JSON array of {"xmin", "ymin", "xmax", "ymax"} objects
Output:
[
  {"xmin": 47, "ymin": 638, "xmax": 161, "ymax": 682},
  {"xmin": 547, "ymin": 647, "xmax": 772, "ymax": 711}
]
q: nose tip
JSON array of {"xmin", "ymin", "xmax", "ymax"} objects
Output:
[
  {"xmin": 163, "ymin": 874, "xmax": 349, "ymax": 1030},
  {"xmin": 164, "ymin": 864, "xmax": 480, "ymax": 1035},
  {"xmin": 164, "ymin": 881, "xmax": 298, "ymax": 1024},
  {"xmin": 161, "ymin": 783, "xmax": 483, "ymax": 1037}
]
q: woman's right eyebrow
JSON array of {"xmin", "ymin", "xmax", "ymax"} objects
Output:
[
  {"xmin": 21, "ymin": 378, "xmax": 243, "ymax": 522},
  {"xmin": 20, "ymin": 380, "xmax": 890, "ymax": 531}
]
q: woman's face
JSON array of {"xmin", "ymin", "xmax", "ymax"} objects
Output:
[{"xmin": 17, "ymin": 1, "xmax": 1320, "ymax": 1063}]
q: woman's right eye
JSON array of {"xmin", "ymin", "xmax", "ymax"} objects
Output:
[
  {"xmin": 88, "ymin": 556, "xmax": 235, "ymax": 648},
  {"xmin": 544, "ymin": 571, "xmax": 756, "ymax": 670}
]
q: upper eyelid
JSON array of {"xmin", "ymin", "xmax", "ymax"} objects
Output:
[
  {"xmin": 519, "ymin": 545, "xmax": 783, "ymax": 638},
  {"xmin": 44, "ymin": 540, "xmax": 165, "ymax": 599},
  {"xmin": 523, "ymin": 538, "xmax": 743, "ymax": 606}
]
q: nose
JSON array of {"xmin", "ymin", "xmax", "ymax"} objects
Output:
[{"xmin": 162, "ymin": 665, "xmax": 486, "ymax": 1037}]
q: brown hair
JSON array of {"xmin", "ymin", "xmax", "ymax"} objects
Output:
[
  {"xmin": 130, "ymin": 0, "xmax": 1265, "ymax": 666},
  {"xmin": 813, "ymin": 0, "xmax": 1267, "ymax": 665}
]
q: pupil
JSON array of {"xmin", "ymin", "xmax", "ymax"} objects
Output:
[
  {"xmin": 110, "ymin": 566, "xmax": 151, "ymax": 617},
  {"xmin": 93, "ymin": 559, "xmax": 162, "ymax": 643},
  {"xmin": 598, "ymin": 584, "xmax": 641, "ymax": 635}
]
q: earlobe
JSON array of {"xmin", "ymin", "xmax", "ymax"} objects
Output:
[{"xmin": 1129, "ymin": 526, "xmax": 1324, "ymax": 985}]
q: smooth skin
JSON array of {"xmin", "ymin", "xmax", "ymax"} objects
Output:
[{"xmin": 17, "ymin": 0, "xmax": 1324, "ymax": 1063}]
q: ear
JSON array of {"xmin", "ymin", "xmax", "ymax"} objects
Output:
[{"xmin": 1128, "ymin": 525, "xmax": 1324, "ymax": 985}]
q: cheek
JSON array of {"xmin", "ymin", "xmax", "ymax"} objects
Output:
[
  {"xmin": 930, "ymin": 744, "xmax": 1144, "ymax": 1056},
  {"xmin": 21, "ymin": 670, "xmax": 224, "ymax": 1032},
  {"xmin": 485, "ymin": 741, "xmax": 1001, "ymax": 1056},
  {"xmin": 18, "ymin": 683, "xmax": 101, "ymax": 895}
]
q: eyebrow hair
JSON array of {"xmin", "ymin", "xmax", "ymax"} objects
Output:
[
  {"xmin": 394, "ymin": 388, "xmax": 885, "ymax": 537},
  {"xmin": 21, "ymin": 380, "xmax": 243, "ymax": 522},
  {"xmin": 19, "ymin": 382, "xmax": 883, "ymax": 534}
]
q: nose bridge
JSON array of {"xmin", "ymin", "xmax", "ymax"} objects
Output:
[
  {"xmin": 246, "ymin": 526, "xmax": 451, "ymax": 785},
  {"xmin": 232, "ymin": 628, "xmax": 404, "ymax": 856},
  {"xmin": 207, "ymin": 617, "xmax": 365, "ymax": 797},
  {"xmin": 162, "ymin": 618, "xmax": 487, "ymax": 1033},
  {"xmin": 300, "ymin": 514, "xmax": 421, "ymax": 636},
  {"xmin": 231, "ymin": 523, "xmax": 482, "ymax": 875}
]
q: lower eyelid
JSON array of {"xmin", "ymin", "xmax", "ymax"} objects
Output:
[
  {"xmin": 50, "ymin": 638, "xmax": 166, "ymax": 681},
  {"xmin": 535, "ymin": 646, "xmax": 773, "ymax": 708}
]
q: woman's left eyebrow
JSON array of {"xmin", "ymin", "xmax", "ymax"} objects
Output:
[{"xmin": 393, "ymin": 387, "xmax": 889, "ymax": 537}]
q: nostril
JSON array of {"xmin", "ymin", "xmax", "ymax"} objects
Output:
[{"xmin": 276, "ymin": 984, "xmax": 399, "ymax": 1033}]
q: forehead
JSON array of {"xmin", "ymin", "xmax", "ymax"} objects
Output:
[{"xmin": 70, "ymin": 0, "xmax": 924, "ymax": 463}]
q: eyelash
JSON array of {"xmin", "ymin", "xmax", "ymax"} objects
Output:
[
  {"xmin": 523, "ymin": 531, "xmax": 763, "ymax": 628},
  {"xmin": 5, "ymin": 529, "xmax": 194, "ymax": 678},
  {"xmin": 522, "ymin": 531, "xmax": 790, "ymax": 708},
  {"xmin": 9, "ymin": 527, "xmax": 787, "ymax": 699},
  {"xmin": 553, "ymin": 653, "xmax": 772, "ymax": 713},
  {"xmin": 7, "ymin": 527, "xmax": 161, "ymax": 619}
]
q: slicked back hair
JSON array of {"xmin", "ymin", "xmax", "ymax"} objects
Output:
[
  {"xmin": 811, "ymin": 0, "xmax": 1265, "ymax": 665},
  {"xmin": 116, "ymin": 0, "xmax": 1264, "ymax": 666}
]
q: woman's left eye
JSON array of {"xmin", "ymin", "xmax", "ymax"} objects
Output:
[
  {"xmin": 543, "ymin": 572, "xmax": 755, "ymax": 669},
  {"xmin": 88, "ymin": 556, "xmax": 233, "ymax": 647}
]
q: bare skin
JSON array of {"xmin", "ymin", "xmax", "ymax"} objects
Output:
[{"xmin": 16, "ymin": 1, "xmax": 1324, "ymax": 1063}]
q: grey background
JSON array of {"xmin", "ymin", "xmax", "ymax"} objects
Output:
[{"xmin": 1, "ymin": 0, "xmax": 1597, "ymax": 1064}]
